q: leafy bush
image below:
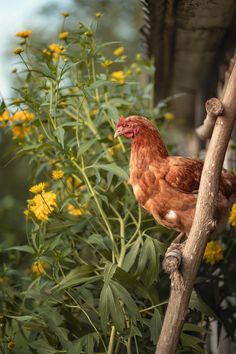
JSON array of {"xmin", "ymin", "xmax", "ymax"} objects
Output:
[{"xmin": 1, "ymin": 13, "xmax": 236, "ymax": 354}]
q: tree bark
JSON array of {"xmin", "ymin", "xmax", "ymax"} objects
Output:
[{"xmin": 155, "ymin": 62, "xmax": 236, "ymax": 354}]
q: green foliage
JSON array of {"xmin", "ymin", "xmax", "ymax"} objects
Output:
[{"xmin": 1, "ymin": 12, "xmax": 235, "ymax": 354}]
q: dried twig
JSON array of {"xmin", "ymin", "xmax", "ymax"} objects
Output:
[{"xmin": 155, "ymin": 62, "xmax": 236, "ymax": 354}]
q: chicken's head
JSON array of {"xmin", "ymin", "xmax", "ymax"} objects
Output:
[{"xmin": 114, "ymin": 115, "xmax": 156, "ymax": 139}]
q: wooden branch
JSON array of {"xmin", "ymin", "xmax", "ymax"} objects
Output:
[
  {"xmin": 155, "ymin": 62, "xmax": 236, "ymax": 354},
  {"xmin": 196, "ymin": 98, "xmax": 224, "ymax": 140},
  {"xmin": 221, "ymin": 58, "xmax": 236, "ymax": 99}
]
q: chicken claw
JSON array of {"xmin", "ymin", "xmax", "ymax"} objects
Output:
[{"xmin": 163, "ymin": 233, "xmax": 186, "ymax": 291}]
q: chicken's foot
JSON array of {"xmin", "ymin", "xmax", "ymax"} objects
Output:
[{"xmin": 162, "ymin": 232, "xmax": 186, "ymax": 291}]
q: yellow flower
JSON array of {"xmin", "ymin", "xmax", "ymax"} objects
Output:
[
  {"xmin": 32, "ymin": 261, "xmax": 47, "ymax": 276},
  {"xmin": 229, "ymin": 203, "xmax": 236, "ymax": 227},
  {"xmin": 52, "ymin": 169, "xmax": 64, "ymax": 180},
  {"xmin": 126, "ymin": 69, "xmax": 132, "ymax": 76},
  {"xmin": 13, "ymin": 47, "xmax": 24, "ymax": 55},
  {"xmin": 29, "ymin": 191, "xmax": 57, "ymax": 221},
  {"xmin": 37, "ymin": 134, "xmax": 44, "ymax": 142},
  {"xmin": 0, "ymin": 110, "xmax": 10, "ymax": 127},
  {"xmin": 113, "ymin": 47, "xmax": 124, "ymax": 57},
  {"xmin": 48, "ymin": 43, "xmax": 65, "ymax": 60},
  {"xmin": 12, "ymin": 125, "xmax": 31, "ymax": 139},
  {"xmin": 108, "ymin": 143, "xmax": 122, "ymax": 156},
  {"xmin": 16, "ymin": 29, "xmax": 32, "ymax": 39},
  {"xmin": 66, "ymin": 176, "xmax": 82, "ymax": 192},
  {"xmin": 107, "ymin": 147, "xmax": 114, "ymax": 157},
  {"xmin": 101, "ymin": 59, "xmax": 113, "ymax": 68},
  {"xmin": 111, "ymin": 71, "xmax": 125, "ymax": 85},
  {"xmin": 58, "ymin": 100, "xmax": 66, "ymax": 108},
  {"xmin": 84, "ymin": 31, "xmax": 93, "ymax": 37},
  {"xmin": 58, "ymin": 31, "xmax": 69, "ymax": 40},
  {"xmin": 67, "ymin": 203, "xmax": 83, "ymax": 216},
  {"xmin": 24, "ymin": 209, "xmax": 30, "ymax": 217},
  {"xmin": 135, "ymin": 68, "xmax": 142, "ymax": 74},
  {"xmin": 42, "ymin": 48, "xmax": 51, "ymax": 56},
  {"xmin": 164, "ymin": 112, "xmax": 174, "ymax": 120},
  {"xmin": 90, "ymin": 108, "xmax": 98, "ymax": 117},
  {"xmin": 62, "ymin": 12, "xmax": 70, "ymax": 17},
  {"xmin": 203, "ymin": 241, "xmax": 224, "ymax": 265},
  {"xmin": 12, "ymin": 111, "xmax": 34, "ymax": 122},
  {"xmin": 135, "ymin": 53, "xmax": 142, "ymax": 61},
  {"xmin": 0, "ymin": 277, "xmax": 8, "ymax": 285},
  {"xmin": 95, "ymin": 12, "xmax": 103, "ymax": 18},
  {"xmin": 29, "ymin": 182, "xmax": 48, "ymax": 194}
]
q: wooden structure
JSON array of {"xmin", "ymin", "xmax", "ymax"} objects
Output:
[{"xmin": 141, "ymin": 0, "xmax": 236, "ymax": 127}]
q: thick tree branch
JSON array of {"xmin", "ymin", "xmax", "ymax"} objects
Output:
[{"xmin": 155, "ymin": 62, "xmax": 236, "ymax": 354}]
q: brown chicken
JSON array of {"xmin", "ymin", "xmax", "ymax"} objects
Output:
[{"xmin": 114, "ymin": 115, "xmax": 236, "ymax": 236}]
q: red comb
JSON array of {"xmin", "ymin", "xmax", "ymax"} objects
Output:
[{"xmin": 117, "ymin": 115, "xmax": 125, "ymax": 127}]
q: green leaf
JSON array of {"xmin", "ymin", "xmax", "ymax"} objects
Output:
[
  {"xmin": 0, "ymin": 98, "xmax": 6, "ymax": 115},
  {"xmin": 99, "ymin": 284, "xmax": 110, "ymax": 333},
  {"xmin": 99, "ymin": 279, "xmax": 138, "ymax": 333},
  {"xmin": 110, "ymin": 280, "xmax": 139, "ymax": 322},
  {"xmin": 68, "ymin": 341, "xmax": 82, "ymax": 354},
  {"xmin": 89, "ymin": 79, "xmax": 113, "ymax": 89},
  {"xmin": 180, "ymin": 333, "xmax": 205, "ymax": 353},
  {"xmin": 46, "ymin": 220, "xmax": 75, "ymax": 233},
  {"xmin": 95, "ymin": 41, "xmax": 121, "ymax": 53},
  {"xmin": 189, "ymin": 290, "xmax": 218, "ymax": 319},
  {"xmin": 123, "ymin": 239, "xmax": 141, "ymax": 271},
  {"xmin": 77, "ymin": 139, "xmax": 97, "ymax": 156},
  {"xmin": 7, "ymin": 315, "xmax": 33, "ymax": 321},
  {"xmin": 114, "ymin": 266, "xmax": 154, "ymax": 303},
  {"xmin": 183, "ymin": 323, "xmax": 209, "ymax": 334},
  {"xmin": 33, "ymin": 62, "xmax": 56, "ymax": 80},
  {"xmin": 92, "ymin": 163, "xmax": 128, "ymax": 180},
  {"xmin": 30, "ymin": 339, "xmax": 60, "ymax": 354},
  {"xmin": 103, "ymin": 262, "xmax": 117, "ymax": 285},
  {"xmin": 107, "ymin": 284, "xmax": 125, "ymax": 331},
  {"xmin": 7, "ymin": 245, "xmax": 34, "ymax": 254},
  {"xmin": 41, "ymin": 309, "xmax": 69, "ymax": 349},
  {"xmin": 54, "ymin": 126, "xmax": 65, "ymax": 149},
  {"xmin": 108, "ymin": 98, "xmax": 131, "ymax": 107},
  {"xmin": 55, "ymin": 265, "xmax": 99, "ymax": 290},
  {"xmin": 136, "ymin": 236, "xmax": 159, "ymax": 285},
  {"xmin": 150, "ymin": 309, "xmax": 162, "ymax": 344},
  {"xmin": 17, "ymin": 143, "xmax": 45, "ymax": 154},
  {"xmin": 68, "ymin": 333, "xmax": 99, "ymax": 354},
  {"xmin": 88, "ymin": 233, "xmax": 110, "ymax": 250}
]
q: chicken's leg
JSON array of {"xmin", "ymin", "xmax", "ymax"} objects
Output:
[{"xmin": 162, "ymin": 232, "xmax": 186, "ymax": 290}]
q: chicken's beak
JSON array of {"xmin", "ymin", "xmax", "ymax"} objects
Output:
[{"xmin": 114, "ymin": 127, "xmax": 122, "ymax": 138}]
